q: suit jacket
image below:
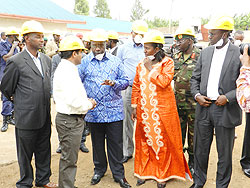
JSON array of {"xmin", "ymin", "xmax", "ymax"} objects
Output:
[
  {"xmin": 0, "ymin": 50, "xmax": 52, "ymax": 130},
  {"xmin": 190, "ymin": 43, "xmax": 242, "ymax": 128}
]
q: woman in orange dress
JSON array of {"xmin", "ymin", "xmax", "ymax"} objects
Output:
[{"xmin": 131, "ymin": 30, "xmax": 192, "ymax": 188}]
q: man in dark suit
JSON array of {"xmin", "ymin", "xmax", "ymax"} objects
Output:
[
  {"xmin": 190, "ymin": 16, "xmax": 242, "ymax": 188},
  {"xmin": 107, "ymin": 30, "xmax": 119, "ymax": 56},
  {"xmin": 0, "ymin": 20, "xmax": 57, "ymax": 188}
]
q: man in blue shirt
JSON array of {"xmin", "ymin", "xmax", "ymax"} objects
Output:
[
  {"xmin": 0, "ymin": 28, "xmax": 19, "ymax": 132},
  {"xmin": 78, "ymin": 29, "xmax": 131, "ymax": 188},
  {"xmin": 117, "ymin": 20, "xmax": 148, "ymax": 163}
]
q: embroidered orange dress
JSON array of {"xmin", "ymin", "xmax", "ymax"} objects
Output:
[{"xmin": 131, "ymin": 56, "xmax": 192, "ymax": 183}]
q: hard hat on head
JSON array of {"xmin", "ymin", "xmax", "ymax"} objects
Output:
[
  {"xmin": 90, "ymin": 29, "xmax": 108, "ymax": 42},
  {"xmin": 21, "ymin": 20, "xmax": 45, "ymax": 35},
  {"xmin": 6, "ymin": 27, "xmax": 19, "ymax": 36},
  {"xmin": 175, "ymin": 27, "xmax": 195, "ymax": 40},
  {"xmin": 132, "ymin": 20, "xmax": 148, "ymax": 35},
  {"xmin": 107, "ymin": 30, "xmax": 119, "ymax": 40},
  {"xmin": 59, "ymin": 35, "xmax": 86, "ymax": 52},
  {"xmin": 52, "ymin": 30, "xmax": 61, "ymax": 36},
  {"xmin": 143, "ymin": 30, "xmax": 165, "ymax": 44},
  {"xmin": 205, "ymin": 16, "xmax": 234, "ymax": 30},
  {"xmin": 83, "ymin": 32, "xmax": 91, "ymax": 42}
]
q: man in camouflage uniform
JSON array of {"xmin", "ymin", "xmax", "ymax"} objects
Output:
[{"xmin": 173, "ymin": 27, "xmax": 200, "ymax": 174}]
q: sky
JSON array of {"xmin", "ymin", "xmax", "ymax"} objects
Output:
[{"xmin": 51, "ymin": 0, "xmax": 250, "ymax": 22}]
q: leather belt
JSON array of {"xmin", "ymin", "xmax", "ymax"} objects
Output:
[{"xmin": 58, "ymin": 112, "xmax": 83, "ymax": 118}]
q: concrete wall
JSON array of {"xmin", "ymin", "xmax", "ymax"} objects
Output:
[{"xmin": 0, "ymin": 17, "xmax": 68, "ymax": 38}]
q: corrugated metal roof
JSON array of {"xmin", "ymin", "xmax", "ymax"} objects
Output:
[
  {"xmin": 68, "ymin": 16, "xmax": 132, "ymax": 33},
  {"xmin": 0, "ymin": 0, "xmax": 83, "ymax": 22}
]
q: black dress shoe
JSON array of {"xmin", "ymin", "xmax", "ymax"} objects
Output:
[
  {"xmin": 91, "ymin": 174, "xmax": 103, "ymax": 185},
  {"xmin": 114, "ymin": 178, "xmax": 131, "ymax": 188},
  {"xmin": 79, "ymin": 143, "xmax": 89, "ymax": 153},
  {"xmin": 122, "ymin": 156, "xmax": 132, "ymax": 163},
  {"xmin": 189, "ymin": 183, "xmax": 203, "ymax": 188},
  {"xmin": 136, "ymin": 179, "xmax": 145, "ymax": 186},
  {"xmin": 243, "ymin": 168, "xmax": 250, "ymax": 178}
]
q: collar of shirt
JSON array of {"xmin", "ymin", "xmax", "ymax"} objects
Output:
[
  {"xmin": 214, "ymin": 40, "xmax": 230, "ymax": 53},
  {"xmin": 110, "ymin": 45, "xmax": 118, "ymax": 54},
  {"xmin": 26, "ymin": 48, "xmax": 41, "ymax": 60},
  {"xmin": 25, "ymin": 48, "xmax": 43, "ymax": 76},
  {"xmin": 129, "ymin": 40, "xmax": 143, "ymax": 48}
]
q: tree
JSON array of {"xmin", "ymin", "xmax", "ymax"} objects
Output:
[
  {"xmin": 74, "ymin": 0, "xmax": 89, "ymax": 16},
  {"xmin": 201, "ymin": 17, "xmax": 209, "ymax": 25},
  {"xmin": 234, "ymin": 13, "xmax": 250, "ymax": 30},
  {"xmin": 146, "ymin": 17, "xmax": 179, "ymax": 29},
  {"xmin": 130, "ymin": 0, "xmax": 149, "ymax": 21},
  {"xmin": 93, "ymin": 0, "xmax": 111, "ymax": 19}
]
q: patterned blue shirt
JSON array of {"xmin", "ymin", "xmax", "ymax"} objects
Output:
[
  {"xmin": 0, "ymin": 40, "xmax": 18, "ymax": 80},
  {"xmin": 78, "ymin": 52, "xmax": 129, "ymax": 123},
  {"xmin": 117, "ymin": 40, "xmax": 145, "ymax": 86}
]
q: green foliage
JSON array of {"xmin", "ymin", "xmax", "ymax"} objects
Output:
[
  {"xmin": 201, "ymin": 17, "xmax": 209, "ymax": 25},
  {"xmin": 130, "ymin": 0, "xmax": 149, "ymax": 21},
  {"xmin": 93, "ymin": 0, "xmax": 112, "ymax": 19},
  {"xmin": 234, "ymin": 13, "xmax": 250, "ymax": 30},
  {"xmin": 74, "ymin": 0, "xmax": 89, "ymax": 16},
  {"xmin": 146, "ymin": 17, "xmax": 179, "ymax": 29}
]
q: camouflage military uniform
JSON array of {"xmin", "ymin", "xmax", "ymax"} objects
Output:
[{"xmin": 173, "ymin": 47, "xmax": 200, "ymax": 157}]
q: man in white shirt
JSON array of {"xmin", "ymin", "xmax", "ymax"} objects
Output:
[
  {"xmin": 53, "ymin": 36, "xmax": 96, "ymax": 188},
  {"xmin": 190, "ymin": 16, "xmax": 242, "ymax": 188}
]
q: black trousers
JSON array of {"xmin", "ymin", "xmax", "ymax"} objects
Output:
[
  {"xmin": 241, "ymin": 113, "xmax": 250, "ymax": 170},
  {"xmin": 88, "ymin": 120, "xmax": 125, "ymax": 180},
  {"xmin": 193, "ymin": 103, "xmax": 235, "ymax": 188},
  {"xmin": 15, "ymin": 119, "xmax": 51, "ymax": 188}
]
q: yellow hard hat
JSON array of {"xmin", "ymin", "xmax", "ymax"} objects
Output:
[
  {"xmin": 52, "ymin": 30, "xmax": 61, "ymax": 36},
  {"xmin": 143, "ymin": 30, "xmax": 165, "ymax": 44},
  {"xmin": 205, "ymin": 16, "xmax": 234, "ymax": 30},
  {"xmin": 90, "ymin": 29, "xmax": 108, "ymax": 42},
  {"xmin": 174, "ymin": 27, "xmax": 195, "ymax": 40},
  {"xmin": 83, "ymin": 32, "xmax": 91, "ymax": 42},
  {"xmin": 59, "ymin": 35, "xmax": 86, "ymax": 51},
  {"xmin": 21, "ymin": 20, "xmax": 45, "ymax": 35},
  {"xmin": 107, "ymin": 30, "xmax": 119, "ymax": 40},
  {"xmin": 132, "ymin": 20, "xmax": 148, "ymax": 35},
  {"xmin": 6, "ymin": 27, "xmax": 19, "ymax": 36}
]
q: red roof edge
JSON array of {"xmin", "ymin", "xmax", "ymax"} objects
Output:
[
  {"xmin": 67, "ymin": 27, "xmax": 130, "ymax": 35},
  {"xmin": 0, "ymin": 13, "xmax": 86, "ymax": 24}
]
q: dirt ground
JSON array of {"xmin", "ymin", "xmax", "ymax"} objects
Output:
[{"xmin": 0, "ymin": 102, "xmax": 250, "ymax": 188}]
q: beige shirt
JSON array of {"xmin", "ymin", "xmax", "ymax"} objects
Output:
[
  {"xmin": 45, "ymin": 39, "xmax": 58, "ymax": 58},
  {"xmin": 53, "ymin": 59, "xmax": 93, "ymax": 114}
]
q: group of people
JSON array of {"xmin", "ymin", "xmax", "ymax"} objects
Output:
[{"xmin": 0, "ymin": 15, "xmax": 249, "ymax": 188}]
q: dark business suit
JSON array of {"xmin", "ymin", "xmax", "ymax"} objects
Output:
[
  {"xmin": 0, "ymin": 49, "xmax": 52, "ymax": 188},
  {"xmin": 190, "ymin": 43, "xmax": 242, "ymax": 188}
]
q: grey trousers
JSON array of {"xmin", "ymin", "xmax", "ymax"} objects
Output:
[
  {"xmin": 122, "ymin": 86, "xmax": 134, "ymax": 157},
  {"xmin": 193, "ymin": 103, "xmax": 235, "ymax": 188},
  {"xmin": 56, "ymin": 113, "xmax": 84, "ymax": 188}
]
